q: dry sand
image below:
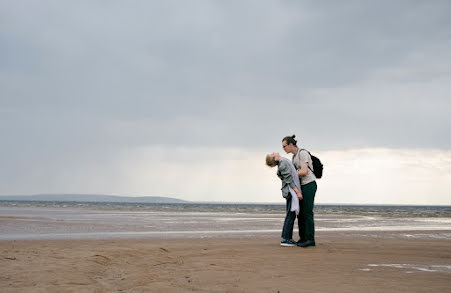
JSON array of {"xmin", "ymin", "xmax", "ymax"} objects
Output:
[{"xmin": 1, "ymin": 236, "xmax": 450, "ymax": 293}]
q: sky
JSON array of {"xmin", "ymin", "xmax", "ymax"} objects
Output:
[{"xmin": 1, "ymin": 1, "xmax": 450, "ymax": 205}]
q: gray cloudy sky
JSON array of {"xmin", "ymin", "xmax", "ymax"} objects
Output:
[{"xmin": 1, "ymin": 1, "xmax": 450, "ymax": 204}]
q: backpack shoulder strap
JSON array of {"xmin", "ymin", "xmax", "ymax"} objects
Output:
[
  {"xmin": 299, "ymin": 148, "xmax": 310, "ymax": 155},
  {"xmin": 299, "ymin": 149, "xmax": 314, "ymax": 172}
]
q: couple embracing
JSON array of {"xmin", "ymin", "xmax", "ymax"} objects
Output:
[{"xmin": 266, "ymin": 135, "xmax": 318, "ymax": 248}]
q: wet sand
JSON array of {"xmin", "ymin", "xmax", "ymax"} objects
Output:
[{"xmin": 1, "ymin": 236, "xmax": 450, "ymax": 293}]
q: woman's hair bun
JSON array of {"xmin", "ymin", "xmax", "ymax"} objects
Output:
[{"xmin": 282, "ymin": 134, "xmax": 298, "ymax": 146}]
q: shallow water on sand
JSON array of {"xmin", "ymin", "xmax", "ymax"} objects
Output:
[{"xmin": 0, "ymin": 203, "xmax": 450, "ymax": 240}]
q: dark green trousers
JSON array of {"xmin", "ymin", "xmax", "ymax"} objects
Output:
[{"xmin": 298, "ymin": 181, "xmax": 317, "ymax": 241}]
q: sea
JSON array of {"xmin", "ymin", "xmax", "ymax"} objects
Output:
[{"xmin": 0, "ymin": 201, "xmax": 450, "ymax": 240}]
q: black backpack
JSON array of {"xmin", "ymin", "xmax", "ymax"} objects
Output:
[{"xmin": 300, "ymin": 149, "xmax": 323, "ymax": 179}]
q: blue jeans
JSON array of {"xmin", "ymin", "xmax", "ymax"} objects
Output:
[{"xmin": 281, "ymin": 195, "xmax": 296, "ymax": 240}]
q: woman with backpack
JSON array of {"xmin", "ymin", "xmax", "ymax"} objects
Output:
[{"xmin": 282, "ymin": 135, "xmax": 318, "ymax": 248}]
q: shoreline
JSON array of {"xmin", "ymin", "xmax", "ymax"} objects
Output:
[
  {"xmin": 1, "ymin": 236, "xmax": 450, "ymax": 292},
  {"xmin": 1, "ymin": 205, "xmax": 450, "ymax": 242},
  {"xmin": 1, "ymin": 229, "xmax": 451, "ymax": 242}
]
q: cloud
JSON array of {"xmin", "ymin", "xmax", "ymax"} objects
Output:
[
  {"xmin": 1, "ymin": 1, "xmax": 450, "ymax": 203},
  {"xmin": 2, "ymin": 1, "xmax": 450, "ymax": 148},
  {"xmin": 317, "ymin": 148, "xmax": 451, "ymax": 205},
  {"xmin": 2, "ymin": 146, "xmax": 450, "ymax": 205}
]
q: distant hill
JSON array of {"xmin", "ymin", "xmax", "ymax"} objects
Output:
[{"xmin": 0, "ymin": 194, "xmax": 187, "ymax": 204}]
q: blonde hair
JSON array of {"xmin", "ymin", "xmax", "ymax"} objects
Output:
[{"xmin": 265, "ymin": 154, "xmax": 277, "ymax": 167}]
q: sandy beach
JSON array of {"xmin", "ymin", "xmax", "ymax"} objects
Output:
[{"xmin": 1, "ymin": 236, "xmax": 450, "ymax": 293}]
